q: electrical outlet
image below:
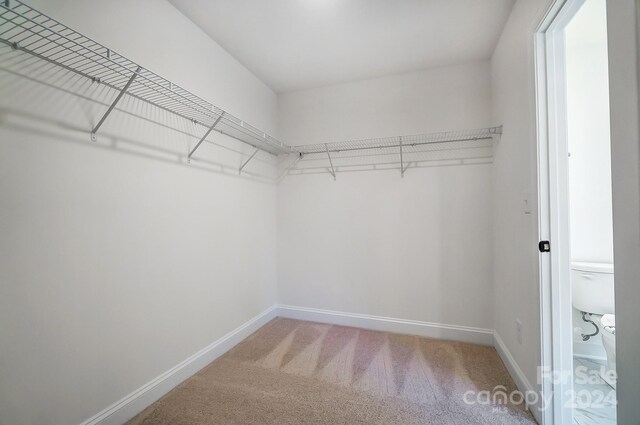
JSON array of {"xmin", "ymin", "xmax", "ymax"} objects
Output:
[{"xmin": 516, "ymin": 319, "xmax": 523, "ymax": 345}]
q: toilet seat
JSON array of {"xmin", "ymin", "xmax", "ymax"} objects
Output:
[{"xmin": 601, "ymin": 314, "xmax": 615, "ymax": 335}]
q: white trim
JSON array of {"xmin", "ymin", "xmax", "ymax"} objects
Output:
[
  {"xmin": 535, "ymin": 18, "xmax": 556, "ymax": 425},
  {"xmin": 79, "ymin": 306, "xmax": 278, "ymax": 425},
  {"xmin": 545, "ymin": 11, "xmax": 575, "ymax": 422},
  {"xmin": 494, "ymin": 332, "xmax": 542, "ymax": 425},
  {"xmin": 535, "ymin": 1, "xmax": 588, "ymax": 424},
  {"xmin": 535, "ymin": 24, "xmax": 556, "ymax": 425},
  {"xmin": 572, "ymin": 341, "xmax": 607, "ymax": 362},
  {"xmin": 76, "ymin": 305, "xmax": 543, "ymax": 425},
  {"xmin": 275, "ymin": 304, "xmax": 494, "ymax": 346}
]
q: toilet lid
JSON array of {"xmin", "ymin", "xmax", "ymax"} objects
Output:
[{"xmin": 601, "ymin": 314, "xmax": 615, "ymax": 333}]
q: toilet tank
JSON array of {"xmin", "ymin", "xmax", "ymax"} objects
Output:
[{"xmin": 571, "ymin": 262, "xmax": 615, "ymax": 314}]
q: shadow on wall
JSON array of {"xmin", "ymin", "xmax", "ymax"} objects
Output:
[{"xmin": 0, "ymin": 47, "xmax": 277, "ymax": 184}]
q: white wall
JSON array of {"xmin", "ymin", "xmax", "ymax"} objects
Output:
[
  {"xmin": 0, "ymin": 1, "xmax": 279, "ymax": 424},
  {"xmin": 565, "ymin": 0, "xmax": 613, "ymax": 359},
  {"xmin": 491, "ymin": 0, "xmax": 554, "ymax": 394},
  {"xmin": 566, "ymin": 0, "xmax": 613, "ymax": 265},
  {"xmin": 277, "ymin": 62, "xmax": 495, "ymax": 330},
  {"xmin": 279, "ymin": 62, "xmax": 493, "ymax": 144},
  {"xmin": 606, "ymin": 1, "xmax": 640, "ymax": 422}
]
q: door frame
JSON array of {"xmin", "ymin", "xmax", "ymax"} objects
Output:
[{"xmin": 534, "ymin": 0, "xmax": 586, "ymax": 424}]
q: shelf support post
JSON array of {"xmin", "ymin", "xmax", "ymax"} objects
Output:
[
  {"xmin": 188, "ymin": 112, "xmax": 224, "ymax": 162},
  {"xmin": 239, "ymin": 148, "xmax": 259, "ymax": 175},
  {"xmin": 325, "ymin": 143, "xmax": 336, "ymax": 180},
  {"xmin": 90, "ymin": 66, "xmax": 141, "ymax": 141}
]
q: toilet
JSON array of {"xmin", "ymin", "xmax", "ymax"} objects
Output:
[
  {"xmin": 600, "ymin": 313, "xmax": 616, "ymax": 388},
  {"xmin": 570, "ymin": 261, "xmax": 616, "ymax": 388}
]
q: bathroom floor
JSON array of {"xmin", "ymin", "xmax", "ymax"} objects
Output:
[{"xmin": 573, "ymin": 357, "xmax": 617, "ymax": 425}]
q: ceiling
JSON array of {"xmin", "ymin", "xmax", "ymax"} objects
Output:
[{"xmin": 169, "ymin": 0, "xmax": 515, "ymax": 93}]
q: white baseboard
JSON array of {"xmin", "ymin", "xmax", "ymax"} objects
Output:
[
  {"xmin": 283, "ymin": 306, "xmax": 542, "ymax": 424},
  {"xmin": 573, "ymin": 340, "xmax": 607, "ymax": 362},
  {"xmin": 79, "ymin": 305, "xmax": 541, "ymax": 425},
  {"xmin": 493, "ymin": 332, "xmax": 541, "ymax": 424},
  {"xmin": 80, "ymin": 306, "xmax": 277, "ymax": 425},
  {"xmin": 275, "ymin": 304, "xmax": 494, "ymax": 346}
]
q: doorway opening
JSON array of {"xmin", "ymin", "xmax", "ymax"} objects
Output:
[{"xmin": 536, "ymin": 0, "xmax": 616, "ymax": 424}]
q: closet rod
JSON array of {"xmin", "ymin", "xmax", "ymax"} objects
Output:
[{"xmin": 309, "ymin": 135, "xmax": 494, "ymax": 155}]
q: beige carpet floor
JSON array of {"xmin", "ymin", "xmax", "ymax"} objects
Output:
[{"xmin": 128, "ymin": 318, "xmax": 537, "ymax": 424}]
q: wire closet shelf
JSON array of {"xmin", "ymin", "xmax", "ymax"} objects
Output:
[
  {"xmin": 0, "ymin": 0, "xmax": 290, "ymax": 156},
  {"xmin": 286, "ymin": 126, "xmax": 502, "ymax": 179},
  {"xmin": 295, "ymin": 127, "xmax": 502, "ymax": 154},
  {"xmin": 0, "ymin": 0, "xmax": 502, "ymax": 177}
]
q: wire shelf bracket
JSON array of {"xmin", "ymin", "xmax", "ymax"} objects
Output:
[
  {"xmin": 90, "ymin": 66, "xmax": 141, "ymax": 142},
  {"xmin": 239, "ymin": 148, "xmax": 259, "ymax": 175},
  {"xmin": 278, "ymin": 153, "xmax": 304, "ymax": 182},
  {"xmin": 188, "ymin": 112, "xmax": 224, "ymax": 163},
  {"xmin": 324, "ymin": 143, "xmax": 336, "ymax": 181}
]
